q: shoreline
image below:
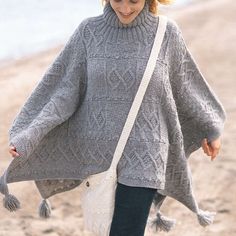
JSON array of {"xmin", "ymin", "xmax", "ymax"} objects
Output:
[
  {"xmin": 0, "ymin": 46, "xmax": 63, "ymax": 70},
  {"xmin": 0, "ymin": 0, "xmax": 204, "ymax": 68}
]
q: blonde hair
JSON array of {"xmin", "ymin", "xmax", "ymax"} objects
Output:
[
  {"xmin": 102, "ymin": 0, "xmax": 174, "ymax": 15},
  {"xmin": 148, "ymin": 0, "xmax": 173, "ymax": 14}
]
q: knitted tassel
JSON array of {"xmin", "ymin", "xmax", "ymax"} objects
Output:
[
  {"xmin": 149, "ymin": 211, "xmax": 176, "ymax": 232},
  {"xmin": 39, "ymin": 199, "xmax": 51, "ymax": 218},
  {"xmin": 197, "ymin": 209, "xmax": 216, "ymax": 227},
  {"xmin": 0, "ymin": 171, "xmax": 21, "ymax": 212},
  {"xmin": 3, "ymin": 194, "xmax": 21, "ymax": 212}
]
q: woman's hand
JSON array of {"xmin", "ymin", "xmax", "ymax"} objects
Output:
[
  {"xmin": 9, "ymin": 146, "xmax": 20, "ymax": 158},
  {"xmin": 201, "ymin": 137, "xmax": 221, "ymax": 161}
]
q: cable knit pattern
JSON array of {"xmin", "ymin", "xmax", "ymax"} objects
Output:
[{"xmin": 1, "ymin": 2, "xmax": 225, "ymax": 220}]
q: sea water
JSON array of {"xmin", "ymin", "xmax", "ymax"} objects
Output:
[{"xmin": 0, "ymin": 0, "xmax": 192, "ymax": 62}]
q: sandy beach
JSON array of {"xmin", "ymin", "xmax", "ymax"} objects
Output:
[{"xmin": 0, "ymin": 0, "xmax": 235, "ymax": 235}]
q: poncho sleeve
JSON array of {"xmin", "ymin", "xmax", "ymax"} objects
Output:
[
  {"xmin": 167, "ymin": 20, "xmax": 226, "ymax": 156},
  {"xmin": 8, "ymin": 21, "xmax": 87, "ymax": 159}
]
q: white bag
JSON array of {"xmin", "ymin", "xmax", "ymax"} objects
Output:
[{"xmin": 79, "ymin": 15, "xmax": 168, "ymax": 236}]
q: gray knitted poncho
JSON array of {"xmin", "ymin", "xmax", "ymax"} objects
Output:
[{"xmin": 0, "ymin": 2, "xmax": 226, "ymax": 232}]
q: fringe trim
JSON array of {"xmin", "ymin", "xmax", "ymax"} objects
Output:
[
  {"xmin": 148, "ymin": 211, "xmax": 176, "ymax": 232},
  {"xmin": 197, "ymin": 209, "xmax": 216, "ymax": 227},
  {"xmin": 39, "ymin": 199, "xmax": 51, "ymax": 218},
  {"xmin": 0, "ymin": 170, "xmax": 21, "ymax": 212}
]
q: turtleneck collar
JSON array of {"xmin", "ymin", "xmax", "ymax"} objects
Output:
[
  {"xmin": 96, "ymin": 2, "xmax": 158, "ymax": 43},
  {"xmin": 103, "ymin": 2, "xmax": 154, "ymax": 28}
]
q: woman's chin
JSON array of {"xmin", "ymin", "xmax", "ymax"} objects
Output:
[
  {"xmin": 118, "ymin": 17, "xmax": 134, "ymax": 25},
  {"xmin": 116, "ymin": 13, "xmax": 136, "ymax": 25}
]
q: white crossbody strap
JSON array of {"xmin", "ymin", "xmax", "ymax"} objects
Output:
[{"xmin": 109, "ymin": 16, "xmax": 168, "ymax": 171}]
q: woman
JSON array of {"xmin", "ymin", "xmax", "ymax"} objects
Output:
[{"xmin": 3, "ymin": 0, "xmax": 225, "ymax": 235}]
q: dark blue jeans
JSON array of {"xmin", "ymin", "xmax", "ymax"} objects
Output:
[{"xmin": 109, "ymin": 182, "xmax": 156, "ymax": 236}]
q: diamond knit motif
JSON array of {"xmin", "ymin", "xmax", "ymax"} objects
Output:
[
  {"xmin": 108, "ymin": 68, "xmax": 135, "ymax": 91},
  {"xmin": 88, "ymin": 109, "xmax": 106, "ymax": 130}
]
